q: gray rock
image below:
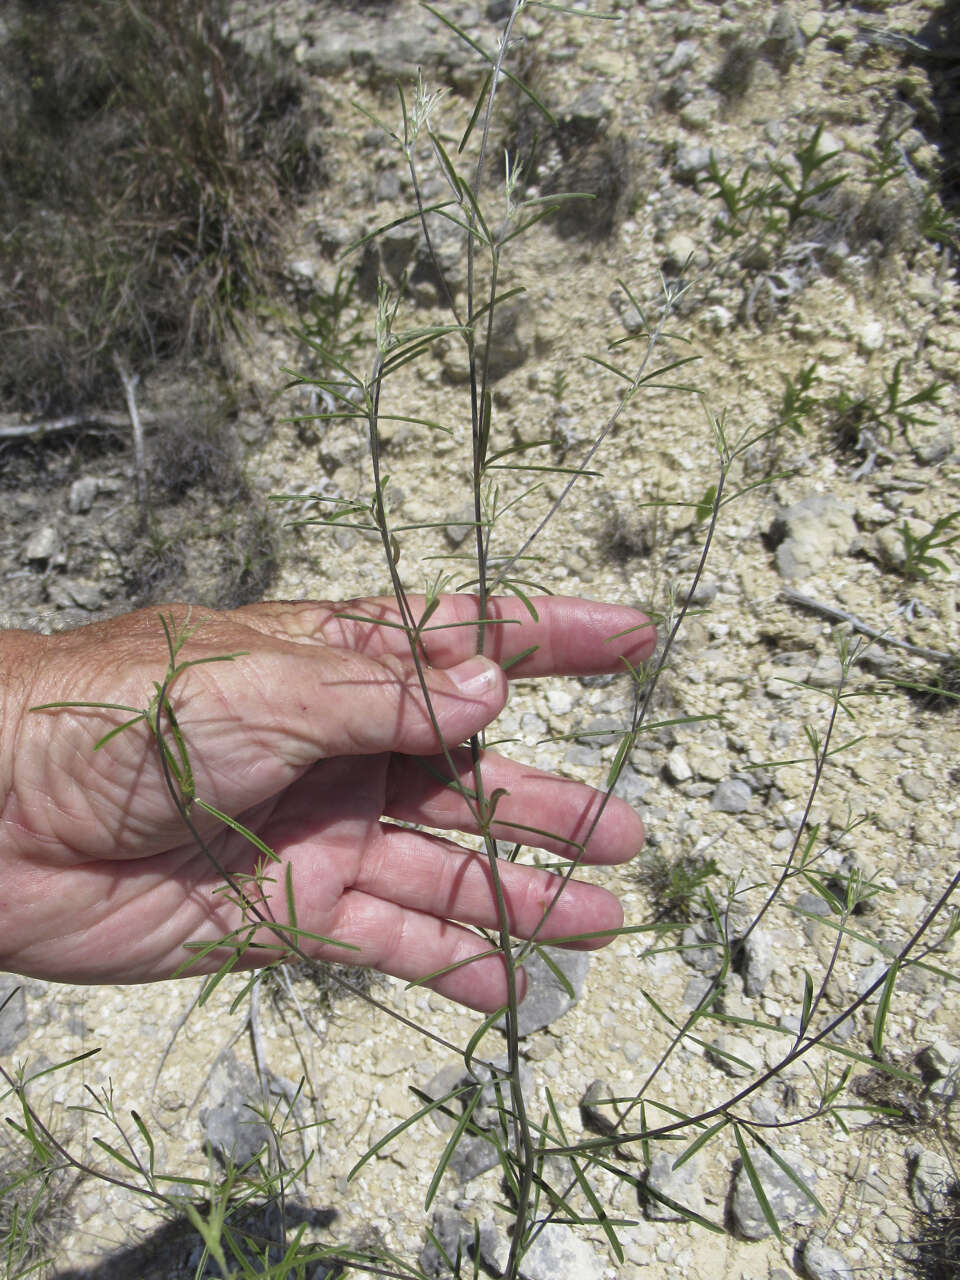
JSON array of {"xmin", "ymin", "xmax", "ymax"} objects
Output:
[
  {"xmin": 302, "ymin": 10, "xmax": 468, "ymax": 80},
  {"xmin": 682, "ymin": 974, "xmax": 715, "ymax": 1009},
  {"xmin": 615, "ymin": 766, "xmax": 650, "ymax": 805},
  {"xmin": 482, "ymin": 300, "xmax": 533, "ymax": 381},
  {"xmin": 909, "ymin": 1147, "xmax": 957, "ymax": 1216},
  {"xmin": 420, "ymin": 1208, "xmax": 466, "ymax": 1277},
  {"xmin": 822, "ymin": 1011, "xmax": 857, "ymax": 1045},
  {"xmin": 707, "ymin": 1033, "xmax": 764, "ymax": 1078},
  {"xmin": 48, "ymin": 579, "xmax": 104, "ymax": 611},
  {"xmin": 769, "ymin": 494, "xmax": 856, "ymax": 579},
  {"xmin": 448, "ymin": 1133, "xmax": 502, "ymax": 1182},
  {"xmin": 795, "ymin": 891, "xmax": 833, "ymax": 943},
  {"xmin": 445, "ymin": 502, "xmax": 477, "ymax": 548},
  {"xmin": 750, "ymin": 1094, "xmax": 780, "ymax": 1125},
  {"xmin": 731, "ymin": 1147, "xmax": 819, "ymax": 1239},
  {"xmin": 741, "ymin": 927, "xmax": 773, "ymax": 996},
  {"xmin": 686, "ymin": 576, "xmax": 718, "ymax": 605},
  {"xmin": 470, "ymin": 1058, "xmax": 533, "ymax": 1127},
  {"xmin": 506, "ymin": 947, "xmax": 590, "ymax": 1036},
  {"xmin": 68, "ymin": 476, "xmax": 100, "ymax": 513},
  {"xmin": 855, "ymin": 959, "xmax": 888, "ymax": 999},
  {"xmin": 423, "ymin": 1057, "xmax": 532, "ymax": 1164},
  {"xmin": 361, "ymin": 221, "xmax": 419, "ymax": 291},
  {"xmin": 476, "ymin": 1218, "xmax": 510, "ymax": 1277},
  {"xmin": 24, "ymin": 525, "xmax": 59, "ymax": 565},
  {"xmin": 663, "ymin": 232, "xmax": 697, "ymax": 273},
  {"xmin": 565, "ymin": 743, "xmax": 603, "ymax": 769},
  {"xmin": 580, "ymin": 1079, "xmax": 621, "ymax": 1136},
  {"xmin": 910, "ymin": 419, "xmax": 954, "ymax": 465},
  {"xmin": 681, "ymin": 919, "xmax": 723, "ymax": 972},
  {"xmin": 199, "ymin": 1052, "xmax": 272, "ymax": 1167},
  {"xmin": 0, "ymin": 977, "xmax": 28, "ymax": 1053},
  {"xmin": 665, "ymin": 749, "xmax": 692, "ymax": 784},
  {"xmin": 643, "ymin": 1150, "xmax": 706, "ymax": 1221},
  {"xmin": 800, "ymin": 1235, "xmax": 854, "ymax": 1280},
  {"xmin": 764, "ymin": 7, "xmax": 805, "ymax": 71},
  {"xmin": 422, "ymin": 1062, "xmax": 472, "ymax": 1133},
  {"xmin": 663, "ymin": 40, "xmax": 698, "ymax": 76},
  {"xmin": 711, "ymin": 778, "xmax": 752, "ymax": 813},
  {"xmin": 562, "ymin": 83, "xmax": 615, "ymax": 135},
  {"xmin": 674, "ymin": 143, "xmax": 712, "ymax": 183},
  {"xmin": 517, "ymin": 1222, "xmax": 606, "ymax": 1280},
  {"xmin": 918, "ymin": 1039, "xmax": 960, "ymax": 1100}
]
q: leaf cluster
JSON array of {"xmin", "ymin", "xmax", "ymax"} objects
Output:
[
  {"xmin": 704, "ymin": 124, "xmax": 845, "ymax": 259},
  {"xmin": 899, "ymin": 512, "xmax": 960, "ymax": 582},
  {"xmin": 828, "ymin": 358, "xmax": 946, "ymax": 455}
]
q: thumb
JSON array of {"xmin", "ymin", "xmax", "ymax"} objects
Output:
[
  {"xmin": 213, "ymin": 644, "xmax": 509, "ymax": 767},
  {"xmin": 315, "ymin": 649, "xmax": 509, "ymax": 757}
]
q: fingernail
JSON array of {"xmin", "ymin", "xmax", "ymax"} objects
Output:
[{"xmin": 447, "ymin": 655, "xmax": 500, "ymax": 696}]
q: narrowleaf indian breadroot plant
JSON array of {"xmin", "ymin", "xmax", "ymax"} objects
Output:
[{"xmin": 3, "ymin": 3, "xmax": 959, "ymax": 1277}]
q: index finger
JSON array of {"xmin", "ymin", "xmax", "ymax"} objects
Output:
[{"xmin": 237, "ymin": 595, "xmax": 656, "ymax": 679}]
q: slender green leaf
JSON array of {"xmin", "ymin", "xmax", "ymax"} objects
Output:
[
  {"xmin": 425, "ymin": 1087, "xmax": 485, "ymax": 1210},
  {"xmin": 672, "ymin": 1116, "xmax": 730, "ymax": 1170},
  {"xmin": 500, "ymin": 643, "xmax": 540, "ymax": 672},
  {"xmin": 192, "ymin": 800, "xmax": 279, "ymax": 862},
  {"xmin": 749, "ymin": 1130, "xmax": 826, "ymax": 1217},
  {"xmin": 458, "ymin": 69, "xmax": 492, "ymax": 152},
  {"xmin": 800, "ymin": 969, "xmax": 814, "ymax": 1035},
  {"xmin": 733, "ymin": 1124, "xmax": 781, "ymax": 1241},
  {"xmin": 872, "ymin": 958, "xmax": 900, "ymax": 1059},
  {"xmin": 92, "ymin": 1137, "xmax": 141, "ymax": 1175},
  {"xmin": 130, "ymin": 1110, "xmax": 156, "ymax": 1180},
  {"xmin": 348, "ymin": 1085, "xmax": 475, "ymax": 1180}
]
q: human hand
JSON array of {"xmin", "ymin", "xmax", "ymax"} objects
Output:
[{"xmin": 0, "ymin": 595, "xmax": 655, "ymax": 1010}]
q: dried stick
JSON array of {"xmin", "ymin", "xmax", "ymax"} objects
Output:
[
  {"xmin": 0, "ymin": 411, "xmax": 154, "ymax": 441},
  {"xmin": 112, "ymin": 352, "xmax": 148, "ymax": 505},
  {"xmin": 782, "ymin": 586, "xmax": 953, "ymax": 662}
]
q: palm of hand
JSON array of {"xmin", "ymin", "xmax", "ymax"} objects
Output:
[{"xmin": 0, "ymin": 596, "xmax": 654, "ymax": 1010}]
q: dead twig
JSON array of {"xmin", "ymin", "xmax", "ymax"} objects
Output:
[
  {"xmin": 782, "ymin": 586, "xmax": 953, "ymax": 662},
  {"xmin": 0, "ymin": 411, "xmax": 155, "ymax": 442},
  {"xmin": 112, "ymin": 352, "xmax": 148, "ymax": 506}
]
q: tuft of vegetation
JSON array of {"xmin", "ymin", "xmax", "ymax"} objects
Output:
[
  {"xmin": 899, "ymin": 512, "xmax": 960, "ymax": 583},
  {"xmin": 0, "ymin": 1107, "xmax": 80, "ymax": 1278},
  {"xmin": 637, "ymin": 850, "xmax": 721, "ymax": 921},
  {"xmin": 0, "ymin": 0, "xmax": 324, "ymax": 418},
  {"xmin": 910, "ymin": 1188, "xmax": 960, "ymax": 1280},
  {"xmin": 827, "ymin": 359, "xmax": 946, "ymax": 458}
]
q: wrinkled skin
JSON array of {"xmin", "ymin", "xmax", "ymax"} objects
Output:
[{"xmin": 0, "ymin": 594, "xmax": 655, "ymax": 1011}]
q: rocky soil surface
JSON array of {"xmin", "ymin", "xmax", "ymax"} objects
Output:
[{"xmin": 2, "ymin": 1, "xmax": 959, "ymax": 1278}]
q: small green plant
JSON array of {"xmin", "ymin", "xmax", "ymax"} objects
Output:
[
  {"xmin": 776, "ymin": 361, "xmax": 820, "ymax": 437},
  {"xmin": 899, "ymin": 511, "xmax": 960, "ymax": 582},
  {"xmin": 0, "ymin": 1117, "xmax": 77, "ymax": 1280},
  {"xmin": 639, "ymin": 850, "xmax": 721, "ymax": 921},
  {"xmin": 705, "ymin": 124, "xmax": 845, "ymax": 258},
  {"xmin": 549, "ymin": 367, "xmax": 568, "ymax": 404},
  {"xmin": 863, "ymin": 135, "xmax": 908, "ymax": 194},
  {"xmin": 297, "ymin": 267, "xmax": 365, "ymax": 375},
  {"xmin": 768, "ymin": 124, "xmax": 846, "ymax": 232},
  {"xmin": 829, "ymin": 358, "xmax": 946, "ymax": 458},
  {"xmin": 918, "ymin": 191, "xmax": 960, "ymax": 252}
]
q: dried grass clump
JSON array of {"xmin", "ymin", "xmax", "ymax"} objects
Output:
[{"xmin": 0, "ymin": 0, "xmax": 323, "ymax": 418}]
